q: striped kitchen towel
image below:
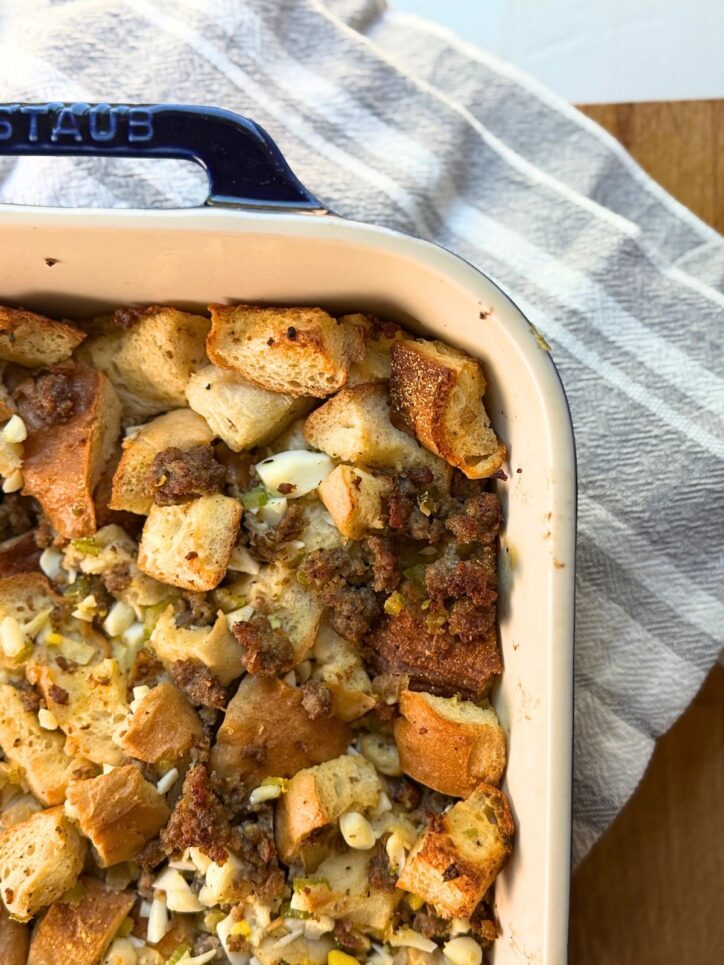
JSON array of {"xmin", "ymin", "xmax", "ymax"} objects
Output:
[{"xmin": 0, "ymin": 0, "xmax": 722, "ymax": 865}]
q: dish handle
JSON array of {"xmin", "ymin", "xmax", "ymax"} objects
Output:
[{"xmin": 0, "ymin": 102, "xmax": 325, "ymax": 211}]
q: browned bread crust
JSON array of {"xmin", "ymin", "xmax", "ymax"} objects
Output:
[
  {"xmin": 207, "ymin": 304, "xmax": 364, "ymax": 398},
  {"xmin": 390, "ymin": 339, "xmax": 506, "ymax": 478},
  {"xmin": 0, "ymin": 305, "xmax": 85, "ymax": 367},
  {"xmin": 118, "ymin": 681, "xmax": 206, "ymax": 765},
  {"xmin": 396, "ymin": 784, "xmax": 514, "ymax": 919},
  {"xmin": 65, "ymin": 765, "xmax": 170, "ymax": 867},
  {"xmin": 394, "ymin": 690, "xmax": 506, "ymax": 797},
  {"xmin": 17, "ymin": 363, "xmax": 121, "ymax": 538},
  {"xmin": 368, "ymin": 605, "xmax": 502, "ymax": 700},
  {"xmin": 210, "ymin": 675, "xmax": 352, "ymax": 792},
  {"xmin": 26, "ymin": 877, "xmax": 134, "ymax": 964}
]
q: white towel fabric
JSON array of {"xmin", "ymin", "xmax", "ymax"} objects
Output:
[{"xmin": 0, "ymin": 0, "xmax": 722, "ymax": 865}]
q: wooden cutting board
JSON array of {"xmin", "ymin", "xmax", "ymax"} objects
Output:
[{"xmin": 569, "ymin": 99, "xmax": 724, "ymax": 965}]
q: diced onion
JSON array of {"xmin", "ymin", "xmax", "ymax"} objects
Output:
[
  {"xmin": 103, "ymin": 600, "xmax": 136, "ymax": 638},
  {"xmin": 146, "ymin": 895, "xmax": 169, "ymax": 944}
]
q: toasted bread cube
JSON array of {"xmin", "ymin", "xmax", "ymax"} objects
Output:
[
  {"xmin": 65, "ymin": 764, "xmax": 170, "ymax": 867},
  {"xmin": 27, "ymin": 877, "xmax": 134, "ymax": 964},
  {"xmin": 0, "ymin": 794, "xmax": 43, "ymax": 832},
  {"xmin": 17, "ymin": 364, "xmax": 121, "ymax": 538},
  {"xmin": 0, "ymin": 366, "xmax": 16, "ymax": 424},
  {"xmin": 342, "ymin": 313, "xmax": 409, "ymax": 387},
  {"xmin": 210, "ymin": 676, "xmax": 351, "ymax": 792},
  {"xmin": 394, "ymin": 691, "xmax": 506, "ymax": 797},
  {"xmin": 80, "ymin": 306, "xmax": 210, "ymax": 419},
  {"xmin": 118, "ymin": 681, "xmax": 206, "ymax": 765},
  {"xmin": 304, "ymin": 383, "xmax": 450, "ymax": 488},
  {"xmin": 110, "ymin": 408, "xmax": 214, "ymax": 514},
  {"xmin": 276, "ymin": 754, "xmax": 380, "ymax": 863},
  {"xmin": 31, "ymin": 659, "xmax": 129, "ymax": 767},
  {"xmin": 207, "ymin": 304, "xmax": 364, "ymax": 398},
  {"xmin": 297, "ymin": 498, "xmax": 347, "ymax": 554},
  {"xmin": 138, "ymin": 493, "xmax": 242, "ymax": 591},
  {"xmin": 312, "ymin": 620, "xmax": 376, "ymax": 721},
  {"xmin": 396, "ymin": 784, "xmax": 514, "ymax": 918},
  {"xmin": 0, "ymin": 905, "xmax": 29, "ymax": 965},
  {"xmin": 390, "ymin": 339, "xmax": 505, "ymax": 479},
  {"xmin": 0, "ymin": 806, "xmax": 87, "ymax": 921},
  {"xmin": 186, "ymin": 363, "xmax": 312, "ymax": 451},
  {"xmin": 0, "ymin": 532, "xmax": 43, "ymax": 579},
  {"xmin": 150, "ymin": 606, "xmax": 243, "ymax": 686},
  {"xmin": 370, "ymin": 605, "xmax": 502, "ymax": 701},
  {"xmin": 0, "ymin": 684, "xmax": 91, "ymax": 806},
  {"xmin": 295, "ymin": 847, "xmax": 402, "ymax": 937},
  {"xmin": 0, "ymin": 305, "xmax": 85, "ymax": 367},
  {"xmin": 318, "ymin": 464, "xmax": 391, "ymax": 539},
  {"xmin": 237, "ymin": 561, "xmax": 324, "ymax": 664},
  {"xmin": 0, "ymin": 573, "xmax": 64, "ymax": 623},
  {"xmin": 255, "ymin": 934, "xmax": 334, "ymax": 965}
]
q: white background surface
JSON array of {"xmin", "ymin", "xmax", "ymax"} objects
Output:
[{"xmin": 393, "ymin": 0, "xmax": 724, "ymax": 103}]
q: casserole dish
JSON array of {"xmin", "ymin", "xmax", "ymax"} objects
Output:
[{"xmin": 0, "ymin": 103, "xmax": 576, "ymax": 964}]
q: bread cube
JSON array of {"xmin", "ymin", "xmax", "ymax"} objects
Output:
[
  {"xmin": 394, "ymin": 691, "xmax": 506, "ymax": 797},
  {"xmin": 0, "ymin": 683, "xmax": 91, "ymax": 806},
  {"xmin": 297, "ymin": 498, "xmax": 347, "ymax": 554},
  {"xmin": 138, "ymin": 493, "xmax": 242, "ymax": 591},
  {"xmin": 0, "ymin": 905, "xmax": 28, "ymax": 965},
  {"xmin": 238, "ymin": 561, "xmax": 324, "ymax": 664},
  {"xmin": 186, "ymin": 363, "xmax": 312, "ymax": 451},
  {"xmin": 390, "ymin": 339, "xmax": 505, "ymax": 479},
  {"xmin": 110, "ymin": 408, "xmax": 215, "ymax": 514},
  {"xmin": 0, "ymin": 794, "xmax": 43, "ymax": 833},
  {"xmin": 276, "ymin": 754, "xmax": 380, "ymax": 863},
  {"xmin": 312, "ymin": 620, "xmax": 376, "ymax": 721},
  {"xmin": 0, "ymin": 366, "xmax": 14, "ymax": 423},
  {"xmin": 17, "ymin": 364, "xmax": 121, "ymax": 538},
  {"xmin": 254, "ymin": 934, "xmax": 334, "ymax": 965},
  {"xmin": 303, "ymin": 383, "xmax": 450, "ymax": 488},
  {"xmin": 65, "ymin": 764, "xmax": 170, "ymax": 866},
  {"xmin": 151, "ymin": 606, "xmax": 243, "ymax": 686},
  {"xmin": 207, "ymin": 304, "xmax": 364, "ymax": 398},
  {"xmin": 0, "ymin": 305, "xmax": 85, "ymax": 367},
  {"xmin": 210, "ymin": 675, "xmax": 351, "ymax": 791},
  {"xmin": 118, "ymin": 681, "xmax": 206, "ymax": 764},
  {"xmin": 31, "ymin": 659, "xmax": 129, "ymax": 767},
  {"xmin": 318, "ymin": 464, "xmax": 392, "ymax": 539},
  {"xmin": 342, "ymin": 313, "xmax": 408, "ymax": 387},
  {"xmin": 80, "ymin": 306, "xmax": 210, "ymax": 419},
  {"xmin": 0, "ymin": 806, "xmax": 87, "ymax": 921},
  {"xmin": 396, "ymin": 784, "xmax": 514, "ymax": 918},
  {"xmin": 0, "ymin": 573, "xmax": 64, "ymax": 624},
  {"xmin": 26, "ymin": 877, "xmax": 134, "ymax": 963},
  {"xmin": 295, "ymin": 847, "xmax": 402, "ymax": 937}
]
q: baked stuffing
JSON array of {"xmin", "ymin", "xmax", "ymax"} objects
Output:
[{"xmin": 0, "ymin": 301, "xmax": 510, "ymax": 965}]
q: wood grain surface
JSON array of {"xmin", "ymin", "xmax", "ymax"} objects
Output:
[
  {"xmin": 569, "ymin": 100, "xmax": 724, "ymax": 965},
  {"xmin": 580, "ymin": 100, "xmax": 724, "ymax": 233}
]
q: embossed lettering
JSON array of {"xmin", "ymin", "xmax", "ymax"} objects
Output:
[
  {"xmin": 0, "ymin": 111, "xmax": 12, "ymax": 141},
  {"xmin": 88, "ymin": 104, "xmax": 118, "ymax": 143},
  {"xmin": 128, "ymin": 108, "xmax": 154, "ymax": 143},
  {"xmin": 19, "ymin": 105, "xmax": 49, "ymax": 142},
  {"xmin": 50, "ymin": 107, "xmax": 83, "ymax": 143}
]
